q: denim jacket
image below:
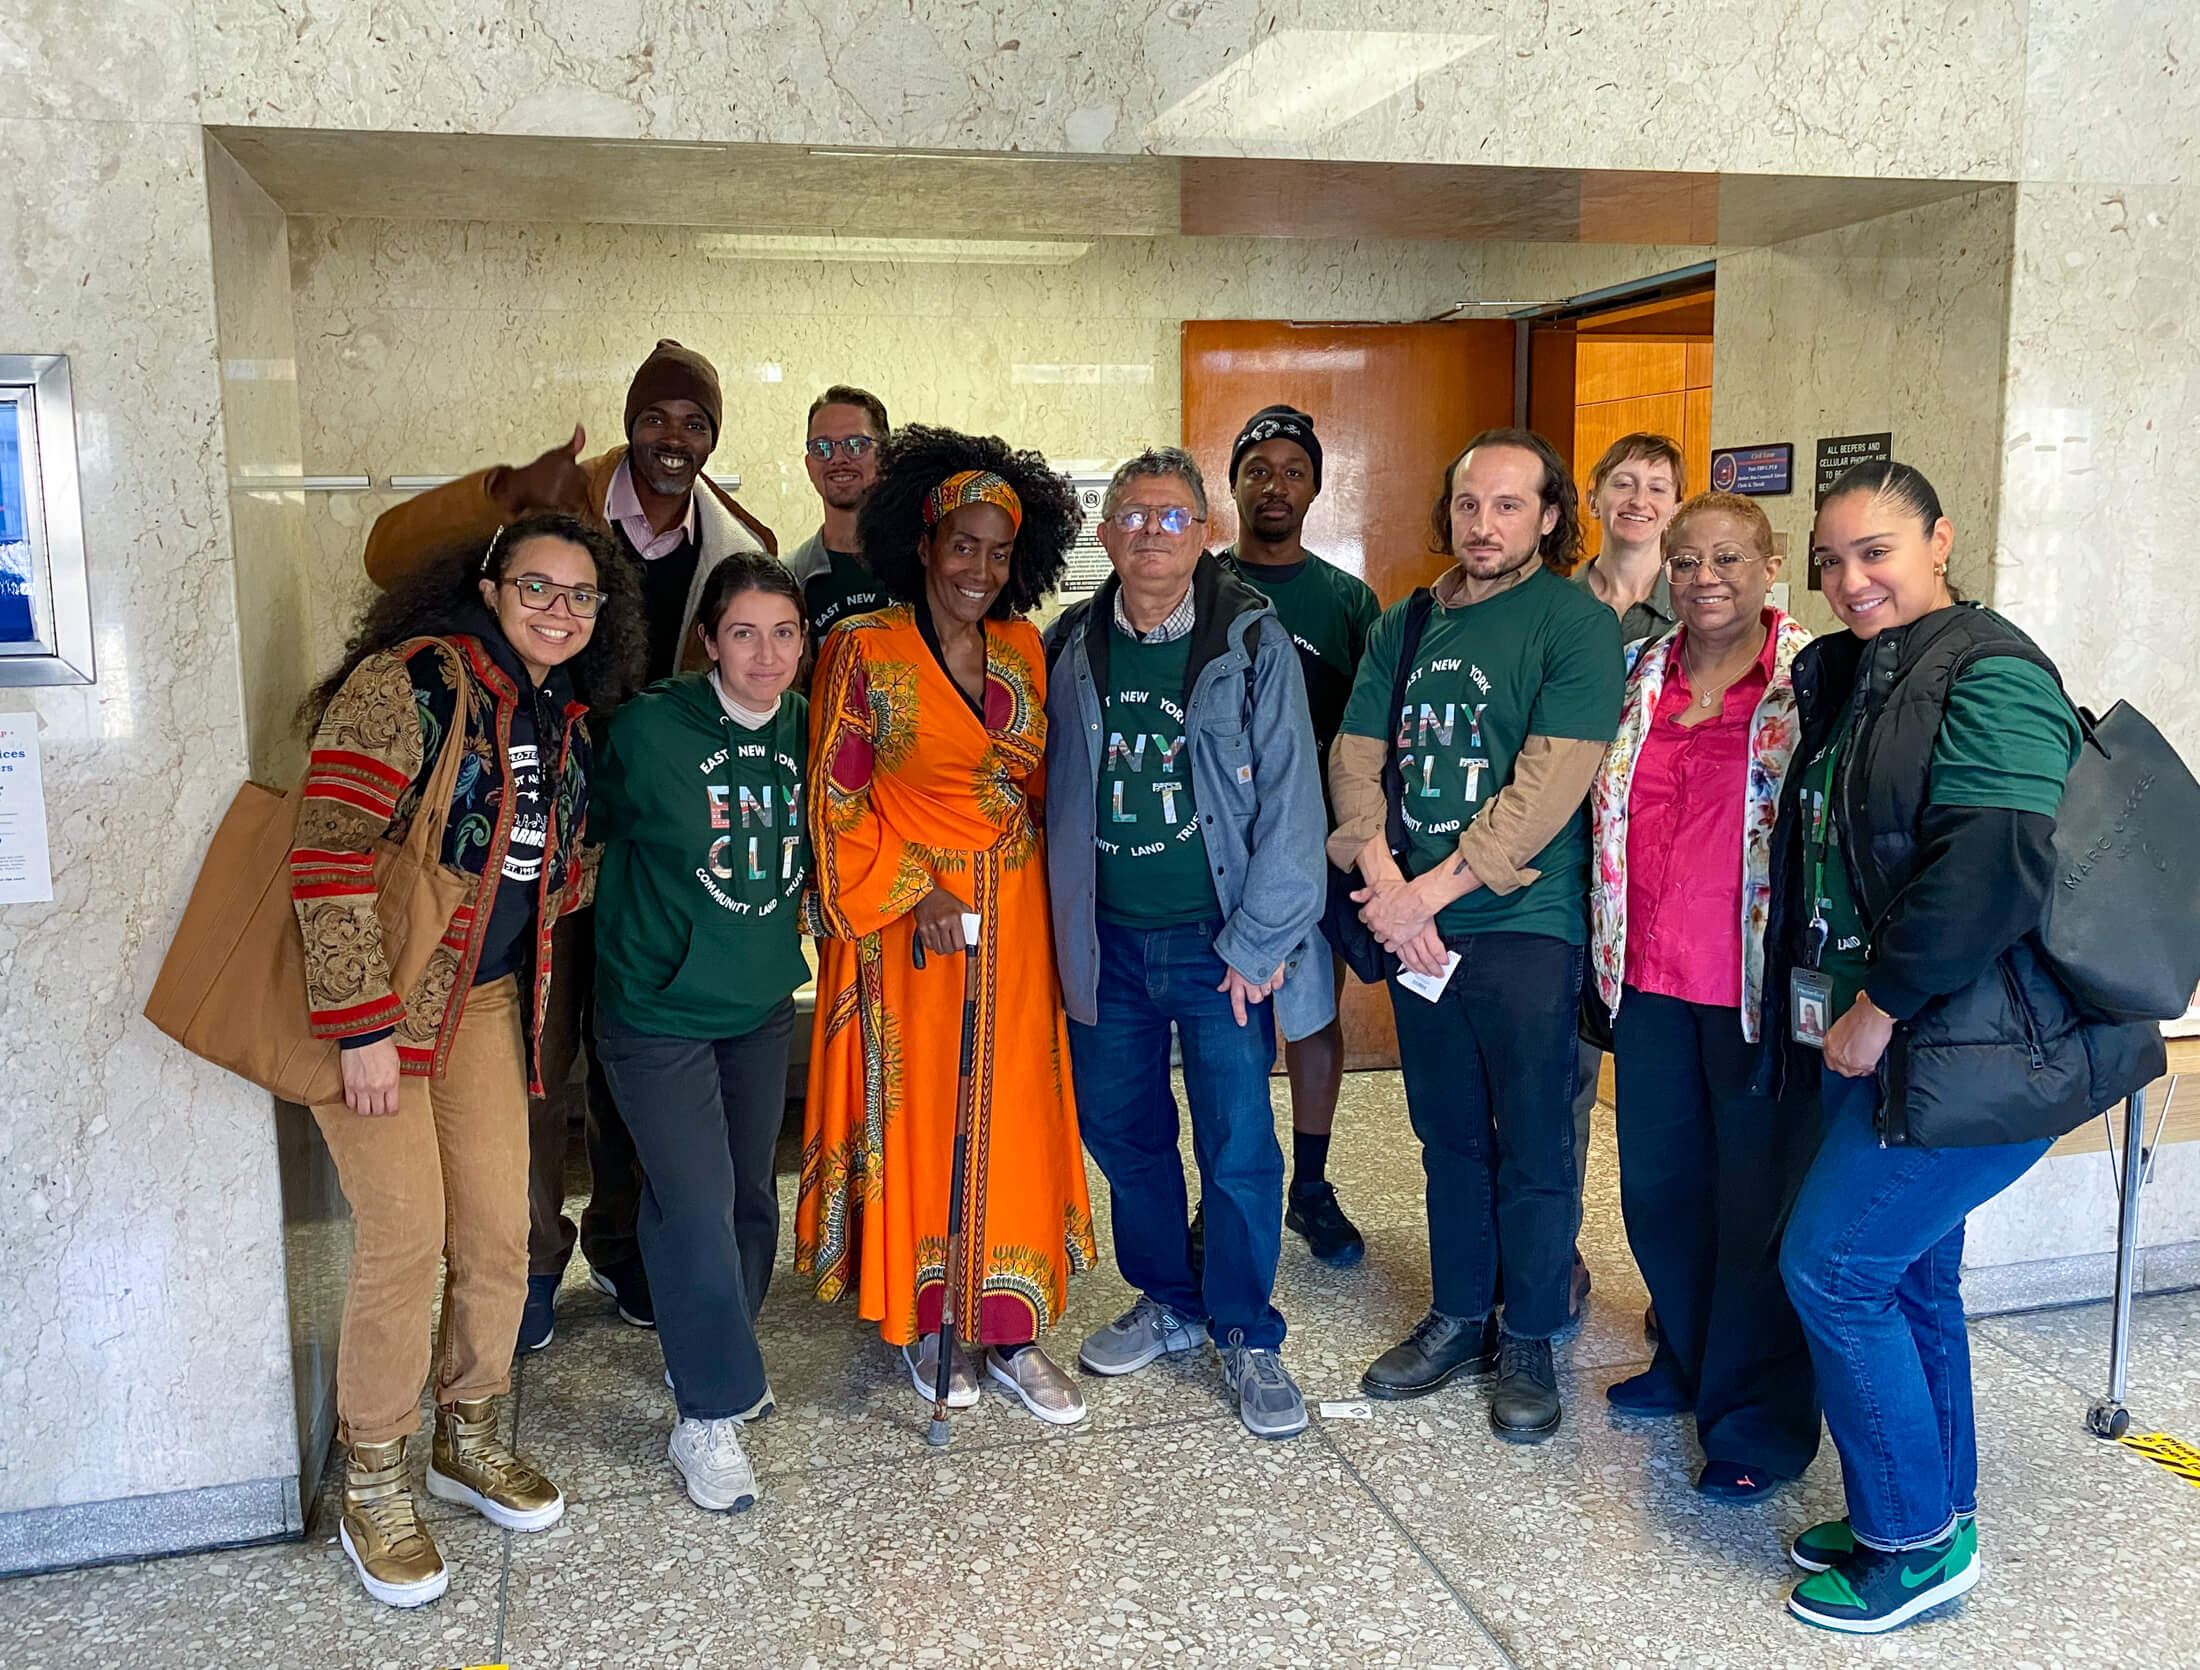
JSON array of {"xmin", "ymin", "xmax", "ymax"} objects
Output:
[{"xmin": 1044, "ymin": 554, "xmax": 1335, "ymax": 1041}]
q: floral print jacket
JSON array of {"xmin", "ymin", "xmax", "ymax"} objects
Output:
[
  {"xmin": 1588, "ymin": 610, "xmax": 1813, "ymax": 1042},
  {"xmin": 289, "ymin": 634, "xmax": 592, "ymax": 1093}
]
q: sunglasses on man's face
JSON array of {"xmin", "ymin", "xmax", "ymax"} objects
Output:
[{"xmin": 806, "ymin": 435, "xmax": 877, "ymax": 462}]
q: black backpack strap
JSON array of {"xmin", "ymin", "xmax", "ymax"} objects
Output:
[{"xmin": 1379, "ymin": 589, "xmax": 1437, "ymax": 872}]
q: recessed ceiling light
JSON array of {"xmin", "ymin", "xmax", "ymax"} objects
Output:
[{"xmin": 698, "ymin": 234, "xmax": 1092, "ymax": 265}]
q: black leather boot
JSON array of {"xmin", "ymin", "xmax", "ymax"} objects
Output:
[
  {"xmin": 1361, "ymin": 1309, "xmax": 1499, "ymax": 1399},
  {"xmin": 1489, "ymin": 1333, "xmax": 1562, "ymax": 1442}
]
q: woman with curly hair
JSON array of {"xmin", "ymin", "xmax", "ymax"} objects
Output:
[
  {"xmin": 795, "ymin": 425, "xmax": 1099, "ymax": 1425},
  {"xmin": 295, "ymin": 511, "xmax": 640, "ymax": 1608}
]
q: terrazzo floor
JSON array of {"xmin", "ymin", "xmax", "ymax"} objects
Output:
[{"xmin": 6, "ymin": 1072, "xmax": 2200, "ymax": 1669}]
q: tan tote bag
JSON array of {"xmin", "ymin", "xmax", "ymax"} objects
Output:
[{"xmin": 144, "ymin": 652, "xmax": 475, "ymax": 1106}]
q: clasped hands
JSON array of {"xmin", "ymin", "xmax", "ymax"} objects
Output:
[{"xmin": 1351, "ymin": 840, "xmax": 1459, "ymax": 979}]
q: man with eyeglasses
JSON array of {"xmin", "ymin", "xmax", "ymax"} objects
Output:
[
  {"xmin": 786, "ymin": 385, "xmax": 893, "ymax": 640},
  {"xmin": 1215, "ymin": 405, "xmax": 1380, "ymax": 1268},
  {"xmin": 1043, "ymin": 447, "xmax": 1331, "ymax": 1442},
  {"xmin": 364, "ymin": 339, "xmax": 779, "ymax": 1353}
]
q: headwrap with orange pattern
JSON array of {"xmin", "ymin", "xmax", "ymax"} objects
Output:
[{"xmin": 922, "ymin": 469, "xmax": 1023, "ymax": 535}]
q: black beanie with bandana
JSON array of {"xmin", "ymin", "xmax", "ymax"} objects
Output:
[{"xmin": 1229, "ymin": 404, "xmax": 1322, "ymax": 491}]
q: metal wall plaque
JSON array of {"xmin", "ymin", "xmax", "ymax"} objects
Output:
[{"xmin": 0, "ymin": 354, "xmax": 94, "ymax": 685}]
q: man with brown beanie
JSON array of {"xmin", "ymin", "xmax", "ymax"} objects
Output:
[{"xmin": 363, "ymin": 340, "xmax": 779, "ymax": 1355}]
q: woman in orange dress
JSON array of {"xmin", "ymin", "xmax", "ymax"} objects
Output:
[{"xmin": 797, "ymin": 426, "xmax": 1097, "ymax": 1425}]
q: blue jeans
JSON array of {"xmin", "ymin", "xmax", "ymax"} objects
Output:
[
  {"xmin": 1780, "ymin": 1067, "xmax": 2050, "ymax": 1549},
  {"xmin": 1388, "ymin": 931, "xmax": 1583, "ymax": 1340},
  {"xmin": 1067, "ymin": 918, "xmax": 1286, "ymax": 1349}
]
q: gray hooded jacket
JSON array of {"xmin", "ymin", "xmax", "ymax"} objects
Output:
[{"xmin": 1043, "ymin": 553, "xmax": 1335, "ymax": 1041}]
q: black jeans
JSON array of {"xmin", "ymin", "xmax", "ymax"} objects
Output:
[
  {"xmin": 1613, "ymin": 987, "xmax": 1822, "ymax": 1477},
  {"xmin": 528, "ymin": 913, "xmax": 644, "ymax": 1277},
  {"xmin": 1388, "ymin": 931, "xmax": 1583, "ymax": 1341},
  {"xmin": 595, "ymin": 999, "xmax": 793, "ymax": 1422}
]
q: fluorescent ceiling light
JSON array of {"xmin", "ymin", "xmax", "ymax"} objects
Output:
[
  {"xmin": 1146, "ymin": 30, "xmax": 1494, "ymax": 143},
  {"xmin": 699, "ymin": 234, "xmax": 1091, "ymax": 265}
]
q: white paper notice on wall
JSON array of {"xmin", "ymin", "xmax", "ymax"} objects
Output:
[{"xmin": 0, "ymin": 715, "xmax": 55, "ymax": 904}]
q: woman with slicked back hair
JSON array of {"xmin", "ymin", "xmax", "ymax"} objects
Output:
[{"xmin": 1768, "ymin": 461, "xmax": 2161, "ymax": 1634}]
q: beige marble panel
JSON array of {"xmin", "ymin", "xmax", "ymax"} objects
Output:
[
  {"xmin": 1993, "ymin": 180, "xmax": 2197, "ymax": 744},
  {"xmin": 290, "ymin": 219, "xmax": 1521, "ymax": 662},
  {"xmin": 2019, "ymin": 0, "xmax": 2194, "ymax": 185},
  {"xmin": 0, "ymin": 0, "xmax": 200, "ymax": 123},
  {"xmin": 205, "ymin": 137, "xmax": 315, "ymax": 787},
  {"xmin": 1709, "ymin": 189, "xmax": 2017, "ymax": 636},
  {"xmin": 189, "ymin": 0, "xmax": 2028, "ymax": 182},
  {"xmin": 0, "ymin": 119, "xmax": 295, "ymax": 1515}
]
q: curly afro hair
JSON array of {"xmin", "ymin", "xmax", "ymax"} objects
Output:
[
  {"xmin": 303, "ymin": 511, "xmax": 645, "ymax": 734},
  {"xmin": 857, "ymin": 425, "xmax": 1082, "ymax": 619}
]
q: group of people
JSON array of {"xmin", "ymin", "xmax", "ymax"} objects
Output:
[{"xmin": 281, "ymin": 339, "xmax": 2160, "ymax": 1636}]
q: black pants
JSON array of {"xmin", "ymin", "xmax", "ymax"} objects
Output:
[
  {"xmin": 528, "ymin": 914, "xmax": 644, "ymax": 1277},
  {"xmin": 1612, "ymin": 986, "xmax": 1822, "ymax": 1477},
  {"xmin": 1388, "ymin": 932, "xmax": 1583, "ymax": 1341},
  {"xmin": 594, "ymin": 999, "xmax": 793, "ymax": 1422}
]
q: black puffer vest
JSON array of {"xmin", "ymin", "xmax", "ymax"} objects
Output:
[{"xmin": 1767, "ymin": 605, "xmax": 2160, "ymax": 1147}]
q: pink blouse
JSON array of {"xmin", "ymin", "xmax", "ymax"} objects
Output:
[{"xmin": 1620, "ymin": 629, "xmax": 1778, "ymax": 1009}]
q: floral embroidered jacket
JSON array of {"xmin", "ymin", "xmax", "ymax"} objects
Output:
[
  {"xmin": 1588, "ymin": 610, "xmax": 1813, "ymax": 1042},
  {"xmin": 289, "ymin": 634, "xmax": 592, "ymax": 1093}
]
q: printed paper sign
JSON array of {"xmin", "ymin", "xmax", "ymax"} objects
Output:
[{"xmin": 0, "ymin": 714, "xmax": 54, "ymax": 904}]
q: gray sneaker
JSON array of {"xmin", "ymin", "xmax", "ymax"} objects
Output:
[
  {"xmin": 1078, "ymin": 1297, "xmax": 1208, "ymax": 1376},
  {"xmin": 1222, "ymin": 1347, "xmax": 1308, "ymax": 1440}
]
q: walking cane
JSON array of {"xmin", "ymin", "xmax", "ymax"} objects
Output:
[{"xmin": 923, "ymin": 911, "xmax": 983, "ymax": 1448}]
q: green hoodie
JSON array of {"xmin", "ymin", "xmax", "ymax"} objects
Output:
[{"xmin": 594, "ymin": 673, "xmax": 811, "ymax": 1040}]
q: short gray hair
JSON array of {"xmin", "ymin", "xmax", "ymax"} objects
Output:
[{"xmin": 1102, "ymin": 447, "xmax": 1207, "ymax": 520}]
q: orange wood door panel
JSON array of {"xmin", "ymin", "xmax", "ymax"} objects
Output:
[
  {"xmin": 1182, "ymin": 320, "xmax": 1516, "ymax": 609},
  {"xmin": 1182, "ymin": 320, "xmax": 1515, "ymax": 1070}
]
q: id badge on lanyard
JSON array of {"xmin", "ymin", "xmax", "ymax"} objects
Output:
[{"xmin": 1791, "ymin": 768, "xmax": 1835, "ymax": 1049}]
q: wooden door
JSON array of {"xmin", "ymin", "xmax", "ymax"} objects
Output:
[{"xmin": 1182, "ymin": 320, "xmax": 1515, "ymax": 1069}]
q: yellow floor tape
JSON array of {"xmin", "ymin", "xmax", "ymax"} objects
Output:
[{"xmin": 2118, "ymin": 1431, "xmax": 2200, "ymax": 1489}]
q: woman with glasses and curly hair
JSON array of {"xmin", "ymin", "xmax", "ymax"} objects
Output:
[
  {"xmin": 295, "ymin": 511, "xmax": 641, "ymax": 1608},
  {"xmin": 794, "ymin": 426, "xmax": 1099, "ymax": 1425}
]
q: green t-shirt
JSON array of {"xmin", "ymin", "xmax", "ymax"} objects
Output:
[
  {"xmin": 594, "ymin": 680, "xmax": 812, "ymax": 1040},
  {"xmin": 1094, "ymin": 628, "xmax": 1219, "ymax": 926},
  {"xmin": 1804, "ymin": 656, "xmax": 2081, "ymax": 1012},
  {"xmin": 1341, "ymin": 565, "xmax": 1623, "ymax": 944},
  {"xmin": 1220, "ymin": 548, "xmax": 1380, "ymax": 754},
  {"xmin": 805, "ymin": 548, "xmax": 891, "ymax": 638}
]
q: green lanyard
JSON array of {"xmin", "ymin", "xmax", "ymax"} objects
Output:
[{"xmin": 1800, "ymin": 738, "xmax": 1842, "ymax": 970}]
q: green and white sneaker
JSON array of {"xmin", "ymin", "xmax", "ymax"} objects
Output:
[
  {"xmin": 1789, "ymin": 1510, "xmax": 1974, "ymax": 1573},
  {"xmin": 1787, "ymin": 1519, "xmax": 1979, "ymax": 1634}
]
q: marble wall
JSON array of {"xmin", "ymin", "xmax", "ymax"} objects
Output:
[
  {"xmin": 287, "ymin": 221, "xmax": 1709, "ymax": 668},
  {"xmin": 1708, "ymin": 189, "xmax": 2018, "ymax": 636},
  {"xmin": 183, "ymin": 0, "xmax": 2030, "ymax": 182},
  {"xmin": 0, "ymin": 118, "xmax": 299, "ymax": 1568}
]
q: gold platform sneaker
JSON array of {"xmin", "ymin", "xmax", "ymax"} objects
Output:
[
  {"xmin": 338, "ymin": 1437, "xmax": 448, "ymax": 1608},
  {"xmin": 424, "ymin": 1397, "xmax": 565, "ymax": 1531}
]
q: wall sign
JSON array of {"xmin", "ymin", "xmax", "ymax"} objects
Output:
[
  {"xmin": 0, "ymin": 715, "xmax": 54, "ymax": 903},
  {"xmin": 1710, "ymin": 444, "xmax": 1793, "ymax": 496},
  {"xmin": 1814, "ymin": 432, "xmax": 1893, "ymax": 506}
]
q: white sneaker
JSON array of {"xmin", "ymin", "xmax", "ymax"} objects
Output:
[
  {"xmin": 987, "ymin": 1346, "xmax": 1087, "ymax": 1426},
  {"xmin": 668, "ymin": 1417, "xmax": 758, "ymax": 1512},
  {"xmin": 664, "ymin": 1368, "xmax": 775, "ymax": 1422},
  {"xmin": 904, "ymin": 1335, "xmax": 980, "ymax": 1408}
]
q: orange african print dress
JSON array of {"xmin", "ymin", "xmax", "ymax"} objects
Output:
[{"xmin": 796, "ymin": 604, "xmax": 1097, "ymax": 1347}]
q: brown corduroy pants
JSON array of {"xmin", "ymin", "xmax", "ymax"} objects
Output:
[{"xmin": 312, "ymin": 974, "xmax": 530, "ymax": 1446}]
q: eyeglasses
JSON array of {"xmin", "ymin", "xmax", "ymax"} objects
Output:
[
  {"xmin": 1664, "ymin": 549, "xmax": 1766, "ymax": 581},
  {"xmin": 806, "ymin": 435, "xmax": 877, "ymax": 462},
  {"xmin": 1107, "ymin": 506, "xmax": 1205, "ymax": 536},
  {"xmin": 500, "ymin": 577, "xmax": 604, "ymax": 619}
]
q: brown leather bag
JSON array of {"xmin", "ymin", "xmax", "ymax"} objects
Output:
[{"xmin": 144, "ymin": 652, "xmax": 474, "ymax": 1105}]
